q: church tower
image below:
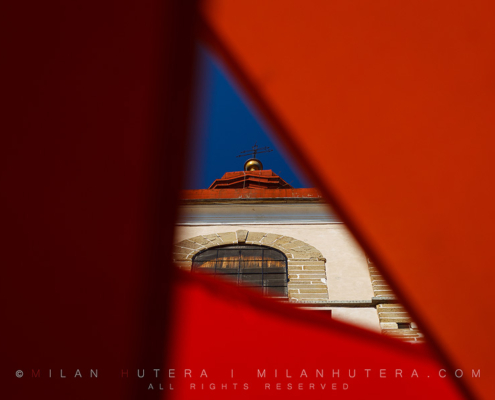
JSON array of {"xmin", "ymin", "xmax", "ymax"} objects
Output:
[{"xmin": 174, "ymin": 145, "xmax": 423, "ymax": 342}]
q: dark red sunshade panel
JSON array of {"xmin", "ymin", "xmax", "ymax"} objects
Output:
[
  {"xmin": 200, "ymin": 1, "xmax": 495, "ymax": 398},
  {"xmin": 1, "ymin": 1, "xmax": 197, "ymax": 399}
]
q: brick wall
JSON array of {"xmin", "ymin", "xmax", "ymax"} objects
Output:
[{"xmin": 368, "ymin": 259, "xmax": 424, "ymax": 343}]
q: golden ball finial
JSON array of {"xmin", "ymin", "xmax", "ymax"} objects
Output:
[{"xmin": 244, "ymin": 158, "xmax": 263, "ymax": 171}]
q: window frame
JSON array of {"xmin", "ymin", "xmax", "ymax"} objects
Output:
[{"xmin": 192, "ymin": 244, "xmax": 289, "ymax": 298}]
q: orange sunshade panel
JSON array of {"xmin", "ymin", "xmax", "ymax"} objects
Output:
[{"xmin": 201, "ymin": 1, "xmax": 495, "ymax": 399}]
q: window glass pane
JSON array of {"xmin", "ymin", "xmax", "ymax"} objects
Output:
[
  {"xmin": 192, "ymin": 244, "xmax": 288, "ymax": 298},
  {"xmin": 241, "ymin": 267, "xmax": 262, "ymax": 275},
  {"xmin": 263, "ymin": 261, "xmax": 285, "ymax": 272},
  {"xmin": 240, "ymin": 273, "xmax": 262, "ymax": 286},
  {"xmin": 215, "ymin": 267, "xmax": 239, "ymax": 276},
  {"xmin": 240, "ymin": 249, "xmax": 263, "ymax": 260},
  {"xmin": 215, "ymin": 266, "xmax": 238, "ymax": 274},
  {"xmin": 194, "ymin": 250, "xmax": 218, "ymax": 263},
  {"xmin": 196, "ymin": 261, "xmax": 217, "ymax": 269},
  {"xmin": 265, "ymin": 286, "xmax": 287, "ymax": 297},
  {"xmin": 264, "ymin": 275, "xmax": 287, "ymax": 287},
  {"xmin": 240, "ymin": 260, "xmax": 262, "ymax": 270},
  {"xmin": 216, "ymin": 260, "xmax": 238, "ymax": 271},
  {"xmin": 218, "ymin": 249, "xmax": 240, "ymax": 261},
  {"xmin": 263, "ymin": 249, "xmax": 285, "ymax": 261}
]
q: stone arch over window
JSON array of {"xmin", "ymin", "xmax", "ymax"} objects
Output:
[{"xmin": 173, "ymin": 230, "xmax": 329, "ymax": 302}]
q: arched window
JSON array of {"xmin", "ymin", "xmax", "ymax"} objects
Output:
[{"xmin": 192, "ymin": 245, "xmax": 288, "ymax": 298}]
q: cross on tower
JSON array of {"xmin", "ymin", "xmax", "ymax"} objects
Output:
[{"xmin": 236, "ymin": 142, "xmax": 273, "ymax": 159}]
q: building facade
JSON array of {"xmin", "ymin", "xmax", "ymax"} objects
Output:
[{"xmin": 173, "ymin": 161, "xmax": 423, "ymax": 343}]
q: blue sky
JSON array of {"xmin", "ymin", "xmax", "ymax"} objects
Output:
[{"xmin": 184, "ymin": 46, "xmax": 310, "ymax": 190}]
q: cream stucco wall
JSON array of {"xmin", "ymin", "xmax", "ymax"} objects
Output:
[
  {"xmin": 330, "ymin": 308, "xmax": 381, "ymax": 332},
  {"xmin": 174, "ymin": 224, "xmax": 374, "ymax": 301}
]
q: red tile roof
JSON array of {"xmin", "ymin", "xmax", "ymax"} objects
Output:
[
  {"xmin": 181, "ymin": 188, "xmax": 321, "ymax": 200},
  {"xmin": 208, "ymin": 169, "xmax": 293, "ymax": 189},
  {"xmin": 181, "ymin": 170, "xmax": 321, "ymax": 200}
]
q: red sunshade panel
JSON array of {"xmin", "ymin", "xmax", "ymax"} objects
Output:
[
  {"xmin": 201, "ymin": 1, "xmax": 495, "ymax": 398},
  {"xmin": 165, "ymin": 271, "xmax": 463, "ymax": 400}
]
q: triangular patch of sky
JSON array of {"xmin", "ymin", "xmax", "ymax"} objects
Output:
[{"xmin": 185, "ymin": 45, "xmax": 310, "ymax": 190}]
